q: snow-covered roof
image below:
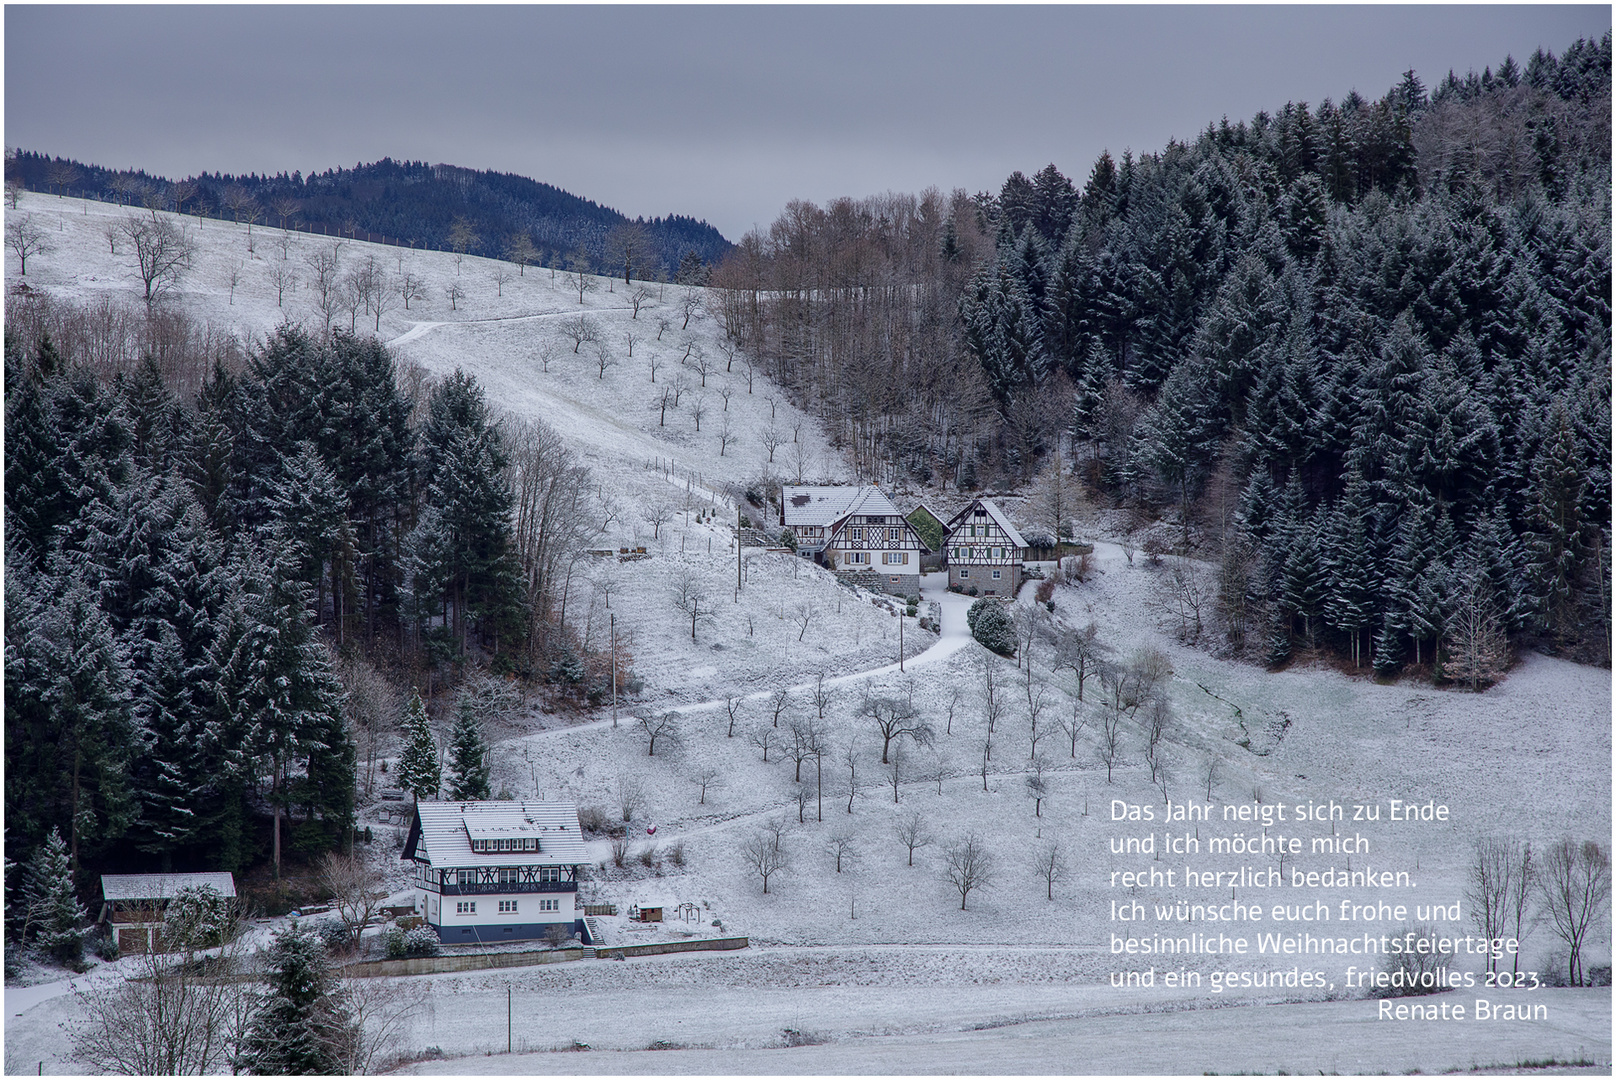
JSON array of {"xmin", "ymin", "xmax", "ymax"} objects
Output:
[
  {"xmin": 782, "ymin": 485, "xmax": 901, "ymax": 527},
  {"xmin": 945, "ymin": 498, "xmax": 1029, "ymax": 550},
  {"xmin": 405, "ymin": 800, "xmax": 588, "ymax": 870},
  {"xmin": 100, "ymin": 872, "xmax": 237, "ymax": 902}
]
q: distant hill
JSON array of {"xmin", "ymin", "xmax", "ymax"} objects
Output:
[{"xmin": 6, "ymin": 152, "xmax": 731, "ymax": 278}]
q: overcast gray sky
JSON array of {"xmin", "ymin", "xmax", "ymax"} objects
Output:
[{"xmin": 6, "ymin": 5, "xmax": 1609, "ymax": 239}]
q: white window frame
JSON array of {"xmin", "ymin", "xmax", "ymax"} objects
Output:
[
  {"xmin": 499, "ymin": 899, "xmax": 518, "ymax": 913},
  {"xmin": 959, "ymin": 568, "xmax": 970, "ymax": 578},
  {"xmin": 992, "ymin": 569, "xmax": 1002, "ymax": 579}
]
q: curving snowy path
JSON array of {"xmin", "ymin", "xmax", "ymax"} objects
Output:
[{"xmin": 501, "ymin": 571, "xmax": 974, "ymax": 751}]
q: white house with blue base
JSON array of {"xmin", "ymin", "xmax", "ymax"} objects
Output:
[{"xmin": 402, "ymin": 800, "xmax": 590, "ymax": 945}]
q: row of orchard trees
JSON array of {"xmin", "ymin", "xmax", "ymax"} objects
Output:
[
  {"xmin": 4, "ymin": 317, "xmax": 597, "ymax": 884},
  {"xmin": 710, "ymin": 35, "xmax": 1610, "ymax": 672}
]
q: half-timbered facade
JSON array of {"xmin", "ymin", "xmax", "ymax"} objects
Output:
[
  {"xmin": 403, "ymin": 800, "xmax": 589, "ymax": 944},
  {"xmin": 781, "ymin": 485, "xmax": 926, "ymax": 595},
  {"xmin": 944, "ymin": 498, "xmax": 1029, "ymax": 596}
]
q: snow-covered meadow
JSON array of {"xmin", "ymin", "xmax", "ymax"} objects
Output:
[{"xmin": 5, "ymin": 192, "xmax": 1610, "ymax": 1074}]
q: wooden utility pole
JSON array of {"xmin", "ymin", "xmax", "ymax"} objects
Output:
[
  {"xmin": 736, "ymin": 505, "xmax": 743, "ymax": 599},
  {"xmin": 900, "ymin": 611, "xmax": 905, "ymax": 673},
  {"xmin": 610, "ymin": 614, "xmax": 619, "ymax": 728}
]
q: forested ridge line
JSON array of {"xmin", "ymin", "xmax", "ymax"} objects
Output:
[
  {"xmin": 708, "ymin": 33, "xmax": 1611, "ymax": 674},
  {"xmin": 7, "ymin": 153, "xmax": 731, "ymax": 282}
]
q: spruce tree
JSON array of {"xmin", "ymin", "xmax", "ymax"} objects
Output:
[
  {"xmin": 236, "ymin": 923, "xmax": 354, "ymax": 1075},
  {"xmin": 397, "ymin": 691, "xmax": 440, "ymax": 804},
  {"xmin": 23, "ymin": 828, "xmax": 86, "ymax": 966},
  {"xmin": 446, "ymin": 696, "xmax": 492, "ymax": 801}
]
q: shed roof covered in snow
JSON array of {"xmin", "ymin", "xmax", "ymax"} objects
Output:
[
  {"xmin": 100, "ymin": 872, "xmax": 237, "ymax": 902},
  {"xmin": 782, "ymin": 485, "xmax": 902, "ymax": 527},
  {"xmin": 404, "ymin": 800, "xmax": 588, "ymax": 870}
]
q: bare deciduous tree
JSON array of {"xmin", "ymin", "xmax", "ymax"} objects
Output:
[
  {"xmin": 1536, "ymin": 839, "xmax": 1609, "ymax": 987},
  {"xmin": 504, "ymin": 233, "xmax": 538, "ymax": 276},
  {"xmin": 1446, "ymin": 580, "xmax": 1511, "ymax": 691},
  {"xmin": 566, "ymin": 260, "xmax": 597, "ymax": 304},
  {"xmin": 319, "ymin": 851, "xmax": 387, "ymax": 953},
  {"xmin": 759, "ymin": 424, "xmax": 785, "ymax": 463},
  {"xmin": 1098, "ymin": 707, "xmax": 1124, "ymax": 783},
  {"xmin": 894, "ymin": 809, "xmax": 933, "ymax": 866},
  {"xmin": 121, "ymin": 215, "xmax": 194, "ymax": 312},
  {"xmin": 1467, "ymin": 837, "xmax": 1526, "ymax": 976},
  {"xmin": 396, "ymin": 269, "xmax": 424, "ymax": 312},
  {"xmin": 447, "ymin": 216, "xmax": 480, "ymax": 259},
  {"xmin": 691, "ymin": 348, "xmax": 717, "ymax": 387},
  {"xmin": 605, "ymin": 222, "xmax": 651, "ymax": 284},
  {"xmin": 943, "ymin": 833, "xmax": 995, "ymax": 910},
  {"xmin": 1025, "ymin": 755, "xmax": 1049, "ymax": 816},
  {"xmin": 691, "ymin": 765, "xmax": 723, "ymax": 805},
  {"xmin": 1032, "ymin": 839, "xmax": 1068, "ymax": 899},
  {"xmin": 717, "ymin": 415, "xmax": 735, "ymax": 456},
  {"xmin": 638, "ymin": 711, "xmax": 680, "ymax": 756},
  {"xmin": 689, "ymin": 393, "xmax": 709, "ymax": 432},
  {"xmin": 70, "ymin": 896, "xmax": 249, "ymax": 1075},
  {"xmin": 492, "ymin": 264, "xmax": 512, "ymax": 297},
  {"xmin": 270, "ymin": 196, "xmax": 302, "ymax": 229},
  {"xmin": 614, "ymin": 777, "xmax": 646, "ymax": 821},
  {"xmin": 748, "ymin": 724, "xmax": 778, "ymax": 763},
  {"xmin": 679, "ymin": 286, "xmax": 702, "ymax": 328},
  {"xmin": 593, "ymin": 339, "xmax": 617, "ymax": 379},
  {"xmin": 305, "ymin": 244, "xmax": 343, "ymax": 329},
  {"xmin": 641, "ymin": 499, "xmax": 674, "ymax": 539},
  {"xmin": 444, "ymin": 281, "xmax": 465, "ymax": 311},
  {"xmin": 825, "ymin": 833, "xmax": 859, "ymax": 873},
  {"xmin": 790, "ymin": 600, "xmax": 822, "ymax": 643},
  {"xmin": 7, "ymin": 216, "xmax": 52, "ymax": 276},
  {"xmin": 560, "ymin": 314, "xmax": 600, "ymax": 353},
  {"xmin": 671, "ymin": 565, "xmax": 716, "ymax": 641},
  {"xmin": 861, "ymin": 692, "xmax": 932, "ymax": 764},
  {"xmin": 629, "ymin": 285, "xmax": 654, "ymax": 318},
  {"xmin": 270, "ymin": 261, "xmax": 295, "ymax": 308},
  {"xmin": 741, "ymin": 818, "xmax": 789, "ymax": 893}
]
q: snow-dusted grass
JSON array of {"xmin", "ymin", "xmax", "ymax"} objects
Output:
[{"xmin": 8, "ymin": 192, "xmax": 1610, "ymax": 1075}]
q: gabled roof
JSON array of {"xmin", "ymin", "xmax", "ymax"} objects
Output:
[
  {"xmin": 944, "ymin": 498, "xmax": 1029, "ymax": 550},
  {"xmin": 100, "ymin": 872, "xmax": 237, "ymax": 902},
  {"xmin": 782, "ymin": 485, "xmax": 900, "ymax": 528},
  {"xmin": 404, "ymin": 800, "xmax": 588, "ymax": 870}
]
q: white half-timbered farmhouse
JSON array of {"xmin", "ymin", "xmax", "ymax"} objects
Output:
[
  {"xmin": 403, "ymin": 800, "xmax": 589, "ymax": 944},
  {"xmin": 944, "ymin": 498, "xmax": 1029, "ymax": 596},
  {"xmin": 781, "ymin": 485, "xmax": 926, "ymax": 595}
]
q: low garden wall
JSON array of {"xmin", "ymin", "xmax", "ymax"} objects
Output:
[{"xmin": 342, "ymin": 936, "xmax": 748, "ymax": 978}]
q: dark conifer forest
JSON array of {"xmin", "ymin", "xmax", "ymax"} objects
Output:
[
  {"xmin": 711, "ymin": 35, "xmax": 1611, "ymax": 671},
  {"xmin": 5, "ymin": 325, "xmax": 597, "ymax": 883},
  {"xmin": 2, "ymin": 35, "xmax": 1608, "ymax": 900}
]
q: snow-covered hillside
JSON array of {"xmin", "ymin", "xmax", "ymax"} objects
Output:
[{"xmin": 7, "ymin": 192, "xmax": 1611, "ymax": 1075}]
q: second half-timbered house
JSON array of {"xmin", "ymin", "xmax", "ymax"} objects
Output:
[
  {"xmin": 944, "ymin": 498, "xmax": 1029, "ymax": 596},
  {"xmin": 403, "ymin": 800, "xmax": 589, "ymax": 944}
]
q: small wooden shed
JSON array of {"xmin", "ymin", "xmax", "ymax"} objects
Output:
[{"xmin": 99, "ymin": 872, "xmax": 237, "ymax": 953}]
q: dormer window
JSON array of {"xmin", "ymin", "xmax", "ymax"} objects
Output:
[{"xmin": 469, "ymin": 837, "xmax": 539, "ymax": 853}]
